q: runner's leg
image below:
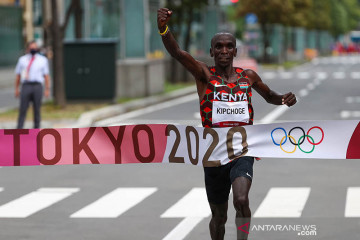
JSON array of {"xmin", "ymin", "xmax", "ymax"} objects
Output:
[
  {"xmin": 209, "ymin": 202, "xmax": 228, "ymax": 240},
  {"xmin": 232, "ymin": 176, "xmax": 252, "ymax": 240}
]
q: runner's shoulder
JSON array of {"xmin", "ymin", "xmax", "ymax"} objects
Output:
[{"xmin": 244, "ymin": 69, "xmax": 261, "ymax": 83}]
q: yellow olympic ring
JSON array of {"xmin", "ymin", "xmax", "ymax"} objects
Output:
[{"xmin": 279, "ymin": 135, "xmax": 297, "ymax": 154}]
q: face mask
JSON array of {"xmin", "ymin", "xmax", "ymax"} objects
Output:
[{"xmin": 30, "ymin": 49, "xmax": 37, "ymax": 55}]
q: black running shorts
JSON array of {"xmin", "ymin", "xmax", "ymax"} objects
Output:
[{"xmin": 203, "ymin": 156, "xmax": 254, "ymax": 204}]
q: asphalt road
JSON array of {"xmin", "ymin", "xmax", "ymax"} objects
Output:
[{"xmin": 1, "ymin": 55, "xmax": 360, "ymax": 240}]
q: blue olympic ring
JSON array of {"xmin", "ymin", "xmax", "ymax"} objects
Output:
[{"xmin": 271, "ymin": 127, "xmax": 287, "ymax": 146}]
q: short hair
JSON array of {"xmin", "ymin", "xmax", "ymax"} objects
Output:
[
  {"xmin": 211, "ymin": 32, "xmax": 236, "ymax": 48},
  {"xmin": 26, "ymin": 40, "xmax": 37, "ymax": 49}
]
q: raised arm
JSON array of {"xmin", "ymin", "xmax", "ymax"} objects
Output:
[
  {"xmin": 158, "ymin": 8, "xmax": 208, "ymax": 82},
  {"xmin": 245, "ymin": 69, "xmax": 297, "ymax": 107}
]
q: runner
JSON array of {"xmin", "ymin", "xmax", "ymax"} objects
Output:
[{"xmin": 157, "ymin": 8, "xmax": 296, "ymax": 240}]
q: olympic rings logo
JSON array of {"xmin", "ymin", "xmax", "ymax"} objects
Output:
[{"xmin": 271, "ymin": 126, "xmax": 324, "ymax": 153}]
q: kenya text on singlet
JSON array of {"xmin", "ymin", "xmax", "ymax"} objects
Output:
[{"xmin": 200, "ymin": 67, "xmax": 254, "ymax": 128}]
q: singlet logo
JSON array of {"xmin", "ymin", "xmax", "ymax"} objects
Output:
[{"xmin": 214, "ymin": 92, "xmax": 248, "ymax": 102}]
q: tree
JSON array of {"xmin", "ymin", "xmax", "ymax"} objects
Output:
[
  {"xmin": 307, "ymin": 0, "xmax": 332, "ymax": 30},
  {"xmin": 47, "ymin": 0, "xmax": 82, "ymax": 107},
  {"xmin": 236, "ymin": 0, "xmax": 312, "ymax": 62},
  {"xmin": 330, "ymin": 0, "xmax": 348, "ymax": 38},
  {"xmin": 339, "ymin": 0, "xmax": 360, "ymax": 32},
  {"xmin": 165, "ymin": 0, "xmax": 208, "ymax": 82}
]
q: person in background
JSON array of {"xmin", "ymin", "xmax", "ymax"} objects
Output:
[{"xmin": 14, "ymin": 41, "xmax": 50, "ymax": 129}]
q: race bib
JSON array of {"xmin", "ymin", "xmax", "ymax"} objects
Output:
[{"xmin": 212, "ymin": 101, "xmax": 249, "ymax": 124}]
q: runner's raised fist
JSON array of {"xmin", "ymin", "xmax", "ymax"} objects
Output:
[
  {"xmin": 282, "ymin": 92, "xmax": 297, "ymax": 107},
  {"xmin": 157, "ymin": 8, "xmax": 172, "ymax": 32}
]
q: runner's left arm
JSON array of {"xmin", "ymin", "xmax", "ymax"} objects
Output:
[{"xmin": 245, "ymin": 69, "xmax": 297, "ymax": 106}]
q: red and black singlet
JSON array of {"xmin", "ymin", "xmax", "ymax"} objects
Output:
[{"xmin": 200, "ymin": 67, "xmax": 254, "ymax": 128}]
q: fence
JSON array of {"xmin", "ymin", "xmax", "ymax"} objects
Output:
[
  {"xmin": 245, "ymin": 24, "xmax": 335, "ymax": 63},
  {"xmin": 0, "ymin": 5, "xmax": 23, "ymax": 66}
]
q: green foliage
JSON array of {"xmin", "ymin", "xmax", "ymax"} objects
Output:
[
  {"xmin": 165, "ymin": 0, "xmax": 208, "ymax": 38},
  {"xmin": 286, "ymin": 0, "xmax": 313, "ymax": 27},
  {"xmin": 236, "ymin": 0, "xmax": 314, "ymax": 26},
  {"xmin": 307, "ymin": 0, "xmax": 332, "ymax": 30},
  {"xmin": 235, "ymin": 0, "xmax": 360, "ymax": 39},
  {"xmin": 330, "ymin": 0, "xmax": 349, "ymax": 37},
  {"xmin": 226, "ymin": 4, "xmax": 245, "ymax": 39},
  {"xmin": 341, "ymin": 0, "xmax": 360, "ymax": 31}
]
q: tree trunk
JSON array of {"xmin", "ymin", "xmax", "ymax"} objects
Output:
[
  {"xmin": 261, "ymin": 23, "xmax": 270, "ymax": 63},
  {"xmin": 182, "ymin": 8, "xmax": 194, "ymax": 82},
  {"xmin": 51, "ymin": 0, "xmax": 66, "ymax": 107},
  {"xmin": 170, "ymin": 10, "xmax": 183, "ymax": 83},
  {"xmin": 74, "ymin": 0, "xmax": 83, "ymax": 39}
]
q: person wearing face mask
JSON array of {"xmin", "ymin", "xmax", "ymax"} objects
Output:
[{"xmin": 14, "ymin": 40, "xmax": 50, "ymax": 129}]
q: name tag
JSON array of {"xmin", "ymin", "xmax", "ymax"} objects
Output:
[
  {"xmin": 213, "ymin": 101, "xmax": 249, "ymax": 124},
  {"xmin": 21, "ymin": 69, "xmax": 27, "ymax": 80}
]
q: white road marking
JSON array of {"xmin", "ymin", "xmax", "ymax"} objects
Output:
[
  {"xmin": 346, "ymin": 96, "xmax": 360, "ymax": 104},
  {"xmin": 263, "ymin": 72, "xmax": 276, "ymax": 79},
  {"xmin": 95, "ymin": 93, "xmax": 199, "ymax": 126},
  {"xmin": 315, "ymin": 72, "xmax": 327, "ymax": 80},
  {"xmin": 70, "ymin": 188, "xmax": 157, "ymax": 218},
  {"xmin": 279, "ymin": 72, "xmax": 293, "ymax": 79},
  {"xmin": 322, "ymin": 58, "xmax": 330, "ymax": 64},
  {"xmin": 260, "ymin": 72, "xmax": 326, "ymax": 123},
  {"xmin": 312, "ymin": 58, "xmax": 319, "ymax": 65},
  {"xmin": 333, "ymin": 72, "xmax": 346, "ymax": 79},
  {"xmin": 162, "ymin": 217, "xmax": 204, "ymax": 240},
  {"xmin": 345, "ymin": 187, "xmax": 360, "ymax": 217},
  {"xmin": 0, "ymin": 188, "xmax": 79, "ymax": 218},
  {"xmin": 254, "ymin": 187, "xmax": 310, "ymax": 218},
  {"xmin": 340, "ymin": 111, "xmax": 360, "ymax": 119},
  {"xmin": 161, "ymin": 188, "xmax": 210, "ymax": 240},
  {"xmin": 351, "ymin": 72, "xmax": 360, "ymax": 79},
  {"xmin": 313, "ymin": 78, "xmax": 322, "ymax": 86},
  {"xmin": 307, "ymin": 83, "xmax": 315, "ymax": 90},
  {"xmin": 299, "ymin": 89, "xmax": 308, "ymax": 97},
  {"xmin": 297, "ymin": 72, "xmax": 310, "ymax": 79},
  {"xmin": 260, "ymin": 105, "xmax": 291, "ymax": 124}
]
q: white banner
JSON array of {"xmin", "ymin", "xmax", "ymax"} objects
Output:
[{"xmin": 0, "ymin": 120, "xmax": 359, "ymax": 167}]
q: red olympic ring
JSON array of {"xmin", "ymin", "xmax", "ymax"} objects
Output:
[{"xmin": 306, "ymin": 126, "xmax": 324, "ymax": 145}]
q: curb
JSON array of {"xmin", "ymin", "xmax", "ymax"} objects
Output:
[{"xmin": 73, "ymin": 85, "xmax": 197, "ymax": 127}]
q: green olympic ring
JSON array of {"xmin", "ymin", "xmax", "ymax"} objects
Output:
[{"xmin": 297, "ymin": 135, "xmax": 315, "ymax": 154}]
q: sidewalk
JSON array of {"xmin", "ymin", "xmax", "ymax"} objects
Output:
[{"xmin": 0, "ymin": 65, "xmax": 194, "ymax": 128}]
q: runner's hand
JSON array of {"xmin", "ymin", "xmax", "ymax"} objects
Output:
[
  {"xmin": 157, "ymin": 8, "xmax": 172, "ymax": 32},
  {"xmin": 282, "ymin": 92, "xmax": 296, "ymax": 107}
]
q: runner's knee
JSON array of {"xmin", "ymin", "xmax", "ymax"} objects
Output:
[
  {"xmin": 210, "ymin": 206, "xmax": 227, "ymax": 225},
  {"xmin": 233, "ymin": 195, "xmax": 249, "ymax": 210},
  {"xmin": 211, "ymin": 212, "xmax": 227, "ymax": 225}
]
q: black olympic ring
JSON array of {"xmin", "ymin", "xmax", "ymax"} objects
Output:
[{"xmin": 288, "ymin": 127, "xmax": 305, "ymax": 146}]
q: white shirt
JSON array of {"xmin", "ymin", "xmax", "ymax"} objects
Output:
[{"xmin": 15, "ymin": 53, "xmax": 49, "ymax": 84}]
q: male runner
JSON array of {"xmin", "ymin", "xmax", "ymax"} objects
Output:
[{"xmin": 158, "ymin": 8, "xmax": 297, "ymax": 240}]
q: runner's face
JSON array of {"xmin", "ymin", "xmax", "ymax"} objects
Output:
[{"xmin": 211, "ymin": 35, "xmax": 237, "ymax": 67}]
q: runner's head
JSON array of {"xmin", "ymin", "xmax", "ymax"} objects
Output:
[{"xmin": 210, "ymin": 33, "xmax": 237, "ymax": 68}]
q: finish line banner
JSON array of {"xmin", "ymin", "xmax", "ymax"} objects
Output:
[{"xmin": 0, "ymin": 120, "xmax": 359, "ymax": 167}]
